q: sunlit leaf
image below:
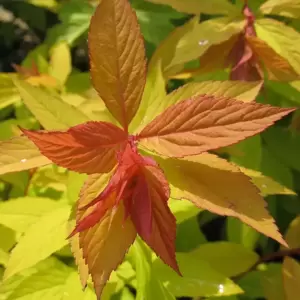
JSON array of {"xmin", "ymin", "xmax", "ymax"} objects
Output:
[
  {"xmin": 283, "ymin": 257, "xmax": 300, "ymax": 300},
  {"xmin": 0, "ymin": 74, "xmax": 20, "ymax": 110},
  {"xmin": 260, "ymin": 0, "xmax": 300, "ymax": 18},
  {"xmin": 284, "ymin": 215, "xmax": 300, "ymax": 248},
  {"xmin": 4, "ymin": 206, "xmax": 71, "ymax": 280},
  {"xmin": 255, "ymin": 18, "xmax": 300, "ymax": 74},
  {"xmin": 13, "ymin": 79, "xmax": 89, "ymax": 130},
  {"xmin": 169, "ymin": 198, "xmax": 200, "ymax": 224},
  {"xmin": 89, "ymin": 0, "xmax": 146, "ymax": 128},
  {"xmin": 155, "ymin": 153, "xmax": 287, "ymax": 246},
  {"xmin": 0, "ymin": 197, "xmax": 63, "ymax": 232},
  {"xmin": 153, "ymin": 252, "xmax": 243, "ymax": 297},
  {"xmin": 146, "ymin": 0, "xmax": 239, "ymax": 15},
  {"xmin": 49, "ymin": 42, "xmax": 72, "ymax": 85},
  {"xmin": 0, "ymin": 136, "xmax": 51, "ymax": 176},
  {"xmin": 22, "ymin": 122, "xmax": 127, "ymax": 174},
  {"xmin": 138, "ymin": 95, "xmax": 294, "ymax": 157}
]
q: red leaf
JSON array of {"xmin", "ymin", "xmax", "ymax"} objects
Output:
[
  {"xmin": 137, "ymin": 95, "xmax": 295, "ymax": 157},
  {"xmin": 89, "ymin": 0, "xmax": 147, "ymax": 130},
  {"xmin": 128, "ymin": 165, "xmax": 180, "ymax": 275},
  {"xmin": 21, "ymin": 121, "xmax": 127, "ymax": 174}
]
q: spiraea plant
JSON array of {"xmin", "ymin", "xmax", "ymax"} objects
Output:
[{"xmin": 2, "ymin": 0, "xmax": 297, "ymax": 298}]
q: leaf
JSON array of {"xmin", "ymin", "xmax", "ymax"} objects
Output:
[
  {"xmin": 0, "ymin": 225, "xmax": 16, "ymax": 267},
  {"xmin": 240, "ymin": 167, "xmax": 296, "ymax": 196},
  {"xmin": 255, "ymin": 18, "xmax": 300, "ymax": 74},
  {"xmin": 153, "ymin": 252, "xmax": 243, "ymax": 297},
  {"xmin": 129, "ymin": 165, "xmax": 179, "ymax": 274},
  {"xmin": 22, "ymin": 121, "xmax": 127, "ymax": 174},
  {"xmin": 0, "ymin": 136, "xmax": 51, "ymax": 176},
  {"xmin": 67, "ymin": 171, "xmax": 87, "ymax": 204},
  {"xmin": 138, "ymin": 95, "xmax": 295, "ymax": 157},
  {"xmin": 131, "ymin": 238, "xmax": 176, "ymax": 300},
  {"xmin": 0, "ymin": 197, "xmax": 63, "ymax": 232},
  {"xmin": 49, "ymin": 42, "xmax": 72, "ymax": 85},
  {"xmin": 0, "ymin": 74, "xmax": 20, "ymax": 109},
  {"xmin": 89, "ymin": 0, "xmax": 147, "ymax": 129},
  {"xmin": 188, "ymin": 242, "xmax": 259, "ymax": 277},
  {"xmin": 246, "ymin": 35, "xmax": 299, "ymax": 81},
  {"xmin": 78, "ymin": 202, "xmax": 136, "ymax": 299},
  {"xmin": 13, "ymin": 79, "xmax": 89, "ymax": 130},
  {"xmin": 4, "ymin": 206, "xmax": 71, "ymax": 280},
  {"xmin": 27, "ymin": 0, "xmax": 58, "ymax": 10},
  {"xmin": 155, "ymin": 153, "xmax": 287, "ymax": 246},
  {"xmin": 130, "ymin": 62, "xmax": 166, "ymax": 133},
  {"xmin": 149, "ymin": 17, "xmax": 243, "ymax": 78},
  {"xmin": 146, "ymin": 0, "xmax": 239, "ymax": 15},
  {"xmin": 283, "ymin": 257, "xmax": 300, "ymax": 300},
  {"xmin": 260, "ymin": 0, "xmax": 300, "ymax": 18},
  {"xmin": 169, "ymin": 198, "xmax": 200, "ymax": 224},
  {"xmin": 284, "ymin": 215, "xmax": 300, "ymax": 248}
]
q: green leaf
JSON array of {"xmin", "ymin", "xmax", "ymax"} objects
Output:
[
  {"xmin": 0, "ymin": 171, "xmax": 29, "ymax": 193},
  {"xmin": 169, "ymin": 198, "xmax": 200, "ymax": 224},
  {"xmin": 49, "ymin": 42, "xmax": 72, "ymax": 85},
  {"xmin": 149, "ymin": 17, "xmax": 243, "ymax": 78},
  {"xmin": 0, "ymin": 196, "xmax": 63, "ymax": 232},
  {"xmin": 260, "ymin": 0, "xmax": 300, "ymax": 19},
  {"xmin": 284, "ymin": 215, "xmax": 300, "ymax": 248},
  {"xmin": 0, "ymin": 74, "xmax": 20, "ymax": 110},
  {"xmin": 283, "ymin": 257, "xmax": 300, "ymax": 300},
  {"xmin": 66, "ymin": 171, "xmax": 87, "ymax": 204},
  {"xmin": 13, "ymin": 79, "xmax": 89, "ymax": 130},
  {"xmin": 263, "ymin": 127, "xmax": 300, "ymax": 172},
  {"xmin": 0, "ymin": 225, "xmax": 16, "ymax": 267},
  {"xmin": 27, "ymin": 0, "xmax": 58, "ymax": 10},
  {"xmin": 227, "ymin": 217, "xmax": 260, "ymax": 250},
  {"xmin": 153, "ymin": 251, "xmax": 243, "ymax": 297},
  {"xmin": 131, "ymin": 239, "xmax": 175, "ymax": 300},
  {"xmin": 4, "ymin": 206, "xmax": 71, "ymax": 280},
  {"xmin": 0, "ymin": 136, "xmax": 50, "ymax": 176},
  {"xmin": 237, "ymin": 270, "xmax": 265, "ymax": 299},
  {"xmin": 255, "ymin": 18, "xmax": 300, "ymax": 73},
  {"xmin": 146, "ymin": 0, "xmax": 240, "ymax": 15}
]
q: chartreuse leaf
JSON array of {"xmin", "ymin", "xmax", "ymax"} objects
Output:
[
  {"xmin": 67, "ymin": 171, "xmax": 87, "ymax": 204},
  {"xmin": 0, "ymin": 225, "xmax": 16, "ymax": 267},
  {"xmin": 132, "ymin": 80, "xmax": 262, "ymax": 133},
  {"xmin": 0, "ymin": 74, "xmax": 20, "ymax": 109},
  {"xmin": 260, "ymin": 0, "xmax": 300, "ymax": 18},
  {"xmin": 89, "ymin": 0, "xmax": 146, "ymax": 129},
  {"xmin": 169, "ymin": 198, "xmax": 200, "ymax": 224},
  {"xmin": 283, "ymin": 257, "xmax": 300, "ymax": 300},
  {"xmin": 22, "ymin": 122, "xmax": 127, "ymax": 174},
  {"xmin": 49, "ymin": 42, "xmax": 72, "ymax": 85},
  {"xmin": 149, "ymin": 17, "xmax": 243, "ymax": 78},
  {"xmin": 284, "ymin": 215, "xmax": 300, "ymax": 248},
  {"xmin": 255, "ymin": 18, "xmax": 300, "ymax": 74},
  {"xmin": 0, "ymin": 197, "xmax": 62, "ymax": 233},
  {"xmin": 130, "ymin": 239, "xmax": 175, "ymax": 300},
  {"xmin": 153, "ymin": 251, "xmax": 243, "ymax": 297},
  {"xmin": 4, "ymin": 206, "xmax": 71, "ymax": 280},
  {"xmin": 0, "ymin": 136, "xmax": 50, "ymax": 176},
  {"xmin": 13, "ymin": 79, "xmax": 89, "ymax": 130},
  {"xmin": 138, "ymin": 95, "xmax": 294, "ymax": 157},
  {"xmin": 146, "ymin": 0, "xmax": 239, "ymax": 15},
  {"xmin": 130, "ymin": 62, "xmax": 166, "ymax": 133},
  {"xmin": 227, "ymin": 217, "xmax": 260, "ymax": 250},
  {"xmin": 27, "ymin": 0, "xmax": 58, "ymax": 10},
  {"xmin": 155, "ymin": 153, "xmax": 287, "ymax": 246}
]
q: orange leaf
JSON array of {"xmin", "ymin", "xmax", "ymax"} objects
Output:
[
  {"xmin": 247, "ymin": 35, "xmax": 299, "ymax": 81},
  {"xmin": 156, "ymin": 153, "xmax": 287, "ymax": 246},
  {"xmin": 128, "ymin": 165, "xmax": 180, "ymax": 274},
  {"xmin": 22, "ymin": 121, "xmax": 127, "ymax": 174},
  {"xmin": 79, "ymin": 201, "xmax": 136, "ymax": 299},
  {"xmin": 89, "ymin": 0, "xmax": 147, "ymax": 129},
  {"xmin": 137, "ymin": 95, "xmax": 295, "ymax": 157}
]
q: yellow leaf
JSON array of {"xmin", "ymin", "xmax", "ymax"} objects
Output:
[
  {"xmin": 27, "ymin": 0, "xmax": 58, "ymax": 10},
  {"xmin": 255, "ymin": 18, "xmax": 300, "ymax": 74},
  {"xmin": 149, "ymin": 17, "xmax": 244, "ymax": 78},
  {"xmin": 155, "ymin": 153, "xmax": 287, "ymax": 246},
  {"xmin": 0, "ymin": 74, "xmax": 20, "ymax": 109},
  {"xmin": 246, "ymin": 35, "xmax": 299, "ymax": 81},
  {"xmin": 283, "ymin": 257, "xmax": 300, "ymax": 300},
  {"xmin": 0, "ymin": 136, "xmax": 51, "ymax": 176},
  {"xmin": 89, "ymin": 0, "xmax": 147, "ymax": 128},
  {"xmin": 146, "ymin": 0, "xmax": 239, "ymax": 15},
  {"xmin": 25, "ymin": 75, "xmax": 58, "ymax": 88},
  {"xmin": 260, "ymin": 0, "xmax": 300, "ymax": 19},
  {"xmin": 239, "ymin": 167, "xmax": 296, "ymax": 196},
  {"xmin": 49, "ymin": 42, "xmax": 72, "ymax": 85},
  {"xmin": 284, "ymin": 215, "xmax": 300, "ymax": 249}
]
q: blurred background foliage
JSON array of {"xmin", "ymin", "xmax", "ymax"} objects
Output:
[{"xmin": 0, "ymin": 0, "xmax": 300, "ymax": 299}]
